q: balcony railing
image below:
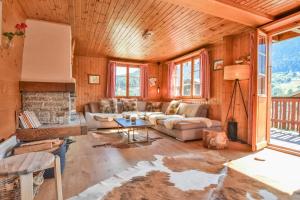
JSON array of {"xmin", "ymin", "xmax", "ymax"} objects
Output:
[{"xmin": 271, "ymin": 97, "xmax": 300, "ymax": 132}]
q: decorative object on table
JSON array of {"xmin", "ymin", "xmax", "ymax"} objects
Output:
[
  {"xmin": 2, "ymin": 22, "xmax": 27, "ymax": 49},
  {"xmin": 88, "ymin": 74, "xmax": 100, "ymax": 84},
  {"xmin": 0, "ymin": 152, "xmax": 63, "ymax": 200},
  {"xmin": 130, "ymin": 115, "xmax": 137, "ymax": 123},
  {"xmin": 223, "ymin": 64, "xmax": 250, "ymax": 141},
  {"xmin": 202, "ymin": 130, "xmax": 229, "ymax": 149},
  {"xmin": 213, "ymin": 59, "xmax": 223, "ymax": 70},
  {"xmin": 124, "ymin": 114, "xmax": 130, "ymax": 120},
  {"xmin": 149, "ymin": 77, "xmax": 157, "ymax": 87}
]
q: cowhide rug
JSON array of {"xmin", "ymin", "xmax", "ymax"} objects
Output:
[
  {"xmin": 69, "ymin": 151, "xmax": 292, "ymax": 200},
  {"xmin": 90, "ymin": 130, "xmax": 163, "ymax": 149}
]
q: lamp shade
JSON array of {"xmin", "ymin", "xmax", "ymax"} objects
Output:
[{"xmin": 223, "ymin": 64, "xmax": 250, "ymax": 80}]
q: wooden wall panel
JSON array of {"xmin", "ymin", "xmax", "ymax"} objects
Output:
[
  {"xmin": 73, "ymin": 56, "xmax": 108, "ymax": 112},
  {"xmin": 221, "ymin": 32, "xmax": 252, "ymax": 143},
  {"xmin": 208, "ymin": 43, "xmax": 223, "ymax": 121},
  {"xmin": 0, "ymin": 0, "xmax": 26, "ymax": 140},
  {"xmin": 147, "ymin": 63, "xmax": 162, "ymax": 101},
  {"xmin": 73, "ymin": 56, "xmax": 162, "ymax": 111}
]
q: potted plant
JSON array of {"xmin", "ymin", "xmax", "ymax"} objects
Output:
[{"xmin": 2, "ymin": 22, "xmax": 27, "ymax": 48}]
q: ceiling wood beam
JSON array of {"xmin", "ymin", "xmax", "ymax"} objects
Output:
[{"xmin": 160, "ymin": 0, "xmax": 273, "ymax": 27}]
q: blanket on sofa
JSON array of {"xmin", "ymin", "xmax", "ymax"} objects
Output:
[
  {"xmin": 163, "ymin": 117, "xmax": 213, "ymax": 129},
  {"xmin": 148, "ymin": 114, "xmax": 184, "ymax": 125},
  {"xmin": 94, "ymin": 113, "xmax": 121, "ymax": 122}
]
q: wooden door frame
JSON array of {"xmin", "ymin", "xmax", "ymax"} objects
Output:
[
  {"xmin": 252, "ymin": 12, "xmax": 300, "ymax": 152},
  {"xmin": 251, "ymin": 29, "xmax": 270, "ymax": 151}
]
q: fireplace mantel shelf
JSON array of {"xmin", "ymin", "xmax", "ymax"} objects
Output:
[{"xmin": 19, "ymin": 81, "xmax": 75, "ymax": 93}]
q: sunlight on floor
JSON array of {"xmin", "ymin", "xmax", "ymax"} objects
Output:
[{"xmin": 226, "ymin": 148, "xmax": 300, "ymax": 195}]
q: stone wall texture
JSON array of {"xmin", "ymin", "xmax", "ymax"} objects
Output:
[{"xmin": 22, "ymin": 92, "xmax": 71, "ymax": 124}]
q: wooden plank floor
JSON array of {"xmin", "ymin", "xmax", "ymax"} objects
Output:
[{"xmin": 35, "ymin": 129, "xmax": 251, "ymax": 200}]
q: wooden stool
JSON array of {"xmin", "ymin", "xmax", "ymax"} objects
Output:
[
  {"xmin": 0, "ymin": 152, "xmax": 63, "ymax": 200},
  {"xmin": 203, "ymin": 129, "xmax": 229, "ymax": 149}
]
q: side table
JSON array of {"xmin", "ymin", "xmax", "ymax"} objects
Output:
[{"xmin": 0, "ymin": 152, "xmax": 63, "ymax": 200}]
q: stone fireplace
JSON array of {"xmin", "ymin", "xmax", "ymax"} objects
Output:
[{"xmin": 20, "ymin": 82, "xmax": 76, "ymax": 124}]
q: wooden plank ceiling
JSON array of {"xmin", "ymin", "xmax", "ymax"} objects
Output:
[{"xmin": 17, "ymin": 0, "xmax": 298, "ymax": 61}]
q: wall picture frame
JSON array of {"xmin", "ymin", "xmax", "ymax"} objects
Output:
[
  {"xmin": 213, "ymin": 59, "xmax": 224, "ymax": 71},
  {"xmin": 149, "ymin": 77, "xmax": 157, "ymax": 87},
  {"xmin": 88, "ymin": 74, "xmax": 100, "ymax": 84}
]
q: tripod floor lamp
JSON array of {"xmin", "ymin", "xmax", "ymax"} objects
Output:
[{"xmin": 223, "ymin": 64, "xmax": 250, "ymax": 141}]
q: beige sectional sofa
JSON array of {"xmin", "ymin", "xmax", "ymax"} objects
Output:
[{"xmin": 84, "ymin": 99, "xmax": 222, "ymax": 141}]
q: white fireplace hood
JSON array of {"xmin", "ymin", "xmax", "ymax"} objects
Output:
[{"xmin": 21, "ymin": 19, "xmax": 74, "ymax": 83}]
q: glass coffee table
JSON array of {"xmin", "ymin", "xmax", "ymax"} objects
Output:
[{"xmin": 114, "ymin": 118, "xmax": 153, "ymax": 144}]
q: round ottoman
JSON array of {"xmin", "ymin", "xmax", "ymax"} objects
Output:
[{"xmin": 203, "ymin": 129, "xmax": 229, "ymax": 149}]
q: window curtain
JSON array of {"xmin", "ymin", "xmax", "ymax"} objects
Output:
[
  {"xmin": 199, "ymin": 49, "xmax": 211, "ymax": 99},
  {"xmin": 106, "ymin": 61, "xmax": 116, "ymax": 98},
  {"xmin": 140, "ymin": 64, "xmax": 149, "ymax": 99},
  {"xmin": 167, "ymin": 62, "xmax": 176, "ymax": 98}
]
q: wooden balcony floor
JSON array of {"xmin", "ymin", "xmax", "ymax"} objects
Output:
[{"xmin": 270, "ymin": 128, "xmax": 300, "ymax": 151}]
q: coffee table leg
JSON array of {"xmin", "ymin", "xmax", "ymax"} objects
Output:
[
  {"xmin": 133, "ymin": 129, "xmax": 135, "ymax": 141},
  {"xmin": 20, "ymin": 173, "xmax": 33, "ymax": 200},
  {"xmin": 127, "ymin": 128, "xmax": 130, "ymax": 143},
  {"xmin": 147, "ymin": 127, "xmax": 149, "ymax": 142}
]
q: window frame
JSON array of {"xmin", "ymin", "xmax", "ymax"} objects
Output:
[
  {"xmin": 174, "ymin": 56, "xmax": 201, "ymax": 98},
  {"xmin": 115, "ymin": 63, "xmax": 141, "ymax": 98}
]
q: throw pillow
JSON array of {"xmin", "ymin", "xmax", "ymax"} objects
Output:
[
  {"xmin": 99, "ymin": 99, "xmax": 118, "ymax": 113},
  {"xmin": 165, "ymin": 100, "xmax": 182, "ymax": 115},
  {"xmin": 89, "ymin": 102, "xmax": 101, "ymax": 113},
  {"xmin": 145, "ymin": 102, "xmax": 162, "ymax": 112},
  {"xmin": 121, "ymin": 99, "xmax": 138, "ymax": 112}
]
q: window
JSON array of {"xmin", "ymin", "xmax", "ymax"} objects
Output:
[
  {"xmin": 258, "ymin": 35, "xmax": 267, "ymax": 95},
  {"xmin": 115, "ymin": 64, "xmax": 141, "ymax": 97},
  {"xmin": 174, "ymin": 57, "xmax": 201, "ymax": 97}
]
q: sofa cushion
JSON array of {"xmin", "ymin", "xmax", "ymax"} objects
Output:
[
  {"xmin": 177, "ymin": 103, "xmax": 199, "ymax": 117},
  {"xmin": 89, "ymin": 102, "xmax": 101, "ymax": 113},
  {"xmin": 165, "ymin": 100, "xmax": 182, "ymax": 115},
  {"xmin": 157, "ymin": 119, "xmax": 221, "ymax": 130},
  {"xmin": 196, "ymin": 104, "xmax": 209, "ymax": 118},
  {"xmin": 99, "ymin": 98, "xmax": 117, "ymax": 113},
  {"xmin": 121, "ymin": 98, "xmax": 138, "ymax": 111},
  {"xmin": 145, "ymin": 102, "xmax": 162, "ymax": 112},
  {"xmin": 177, "ymin": 103, "xmax": 209, "ymax": 118},
  {"xmin": 137, "ymin": 101, "xmax": 147, "ymax": 112},
  {"xmin": 161, "ymin": 102, "xmax": 170, "ymax": 113},
  {"xmin": 117, "ymin": 102, "xmax": 123, "ymax": 113}
]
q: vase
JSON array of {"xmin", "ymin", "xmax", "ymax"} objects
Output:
[{"xmin": 3, "ymin": 37, "xmax": 14, "ymax": 49}]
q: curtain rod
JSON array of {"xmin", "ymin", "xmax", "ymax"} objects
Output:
[
  {"xmin": 109, "ymin": 60, "xmax": 148, "ymax": 65},
  {"xmin": 167, "ymin": 48, "xmax": 206, "ymax": 63}
]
